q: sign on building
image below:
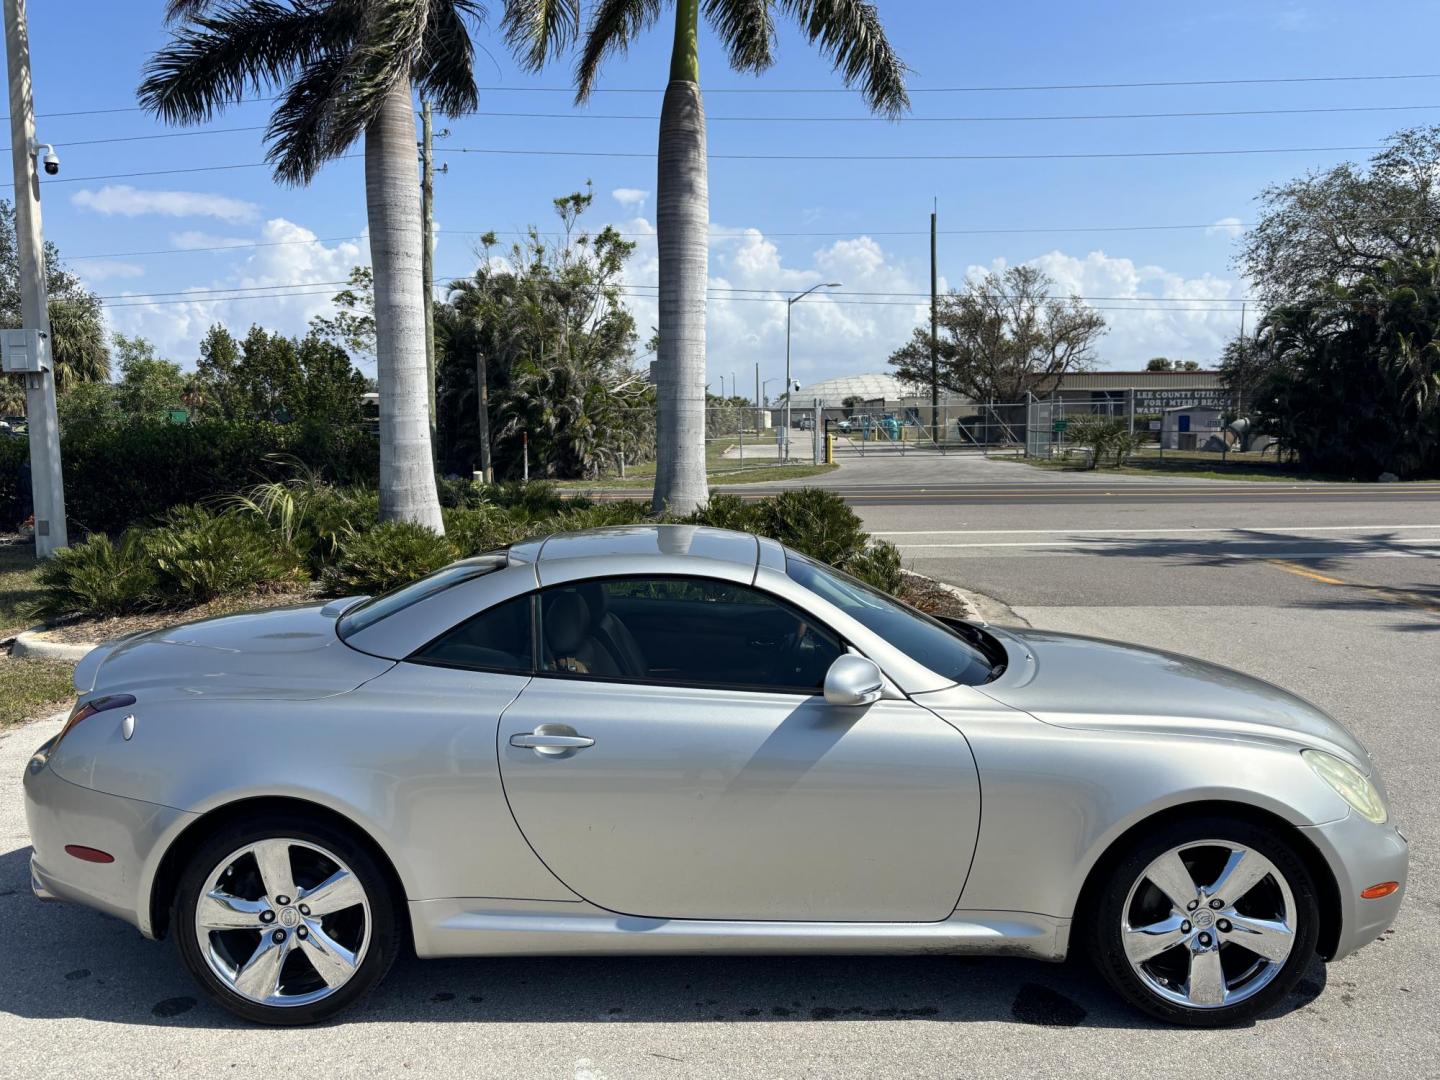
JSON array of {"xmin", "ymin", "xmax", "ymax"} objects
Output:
[{"xmin": 1133, "ymin": 388, "xmax": 1231, "ymax": 411}]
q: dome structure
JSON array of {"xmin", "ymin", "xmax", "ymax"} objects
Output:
[{"xmin": 789, "ymin": 372, "xmax": 918, "ymax": 406}]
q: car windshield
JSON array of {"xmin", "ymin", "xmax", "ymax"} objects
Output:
[
  {"xmin": 785, "ymin": 550, "xmax": 998, "ymax": 685},
  {"xmin": 337, "ymin": 554, "xmax": 508, "ymax": 639}
]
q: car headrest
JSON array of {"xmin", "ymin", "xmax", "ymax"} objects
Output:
[
  {"xmin": 576, "ymin": 581, "xmax": 608, "ymax": 619},
  {"xmin": 544, "ymin": 591, "xmax": 590, "ymax": 655}
]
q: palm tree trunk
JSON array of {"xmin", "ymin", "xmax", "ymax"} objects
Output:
[
  {"xmin": 366, "ymin": 77, "xmax": 444, "ymax": 532},
  {"xmin": 475, "ymin": 349, "xmax": 493, "ymax": 483},
  {"xmin": 651, "ymin": 0, "xmax": 709, "ymax": 514}
]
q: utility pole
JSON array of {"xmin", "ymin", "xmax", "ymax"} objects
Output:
[
  {"xmin": 4, "ymin": 0, "xmax": 65, "ymax": 556},
  {"xmin": 754, "ymin": 361, "xmax": 760, "ymax": 432},
  {"xmin": 419, "ymin": 101, "xmax": 447, "ymax": 462},
  {"xmin": 930, "ymin": 201, "xmax": 940, "ymax": 447}
]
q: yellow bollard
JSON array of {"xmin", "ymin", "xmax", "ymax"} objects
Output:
[{"xmin": 825, "ymin": 433, "xmax": 835, "ymax": 465}]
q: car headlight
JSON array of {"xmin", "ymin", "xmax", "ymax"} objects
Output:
[{"xmin": 1303, "ymin": 749, "xmax": 1387, "ymax": 824}]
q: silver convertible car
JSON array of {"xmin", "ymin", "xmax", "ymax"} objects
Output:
[{"xmin": 24, "ymin": 526, "xmax": 1406, "ymax": 1026}]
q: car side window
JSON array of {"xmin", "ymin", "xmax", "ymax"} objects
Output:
[
  {"xmin": 538, "ymin": 576, "xmax": 843, "ymax": 693},
  {"xmin": 410, "ymin": 594, "xmax": 535, "ymax": 674}
]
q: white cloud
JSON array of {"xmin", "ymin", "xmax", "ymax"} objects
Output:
[
  {"xmin": 616, "ymin": 215, "xmax": 1247, "ymax": 382},
  {"xmin": 988, "ymin": 249, "xmax": 1247, "ymax": 368},
  {"xmin": 168, "ymin": 230, "xmax": 253, "ymax": 250},
  {"xmin": 72, "ymin": 184, "xmax": 259, "ymax": 224},
  {"xmin": 612, "ymin": 188, "xmax": 649, "ymax": 210},
  {"xmin": 105, "ymin": 218, "xmax": 366, "ymax": 364},
  {"xmin": 1206, "ymin": 216, "xmax": 1244, "ymax": 239},
  {"xmin": 76, "ymin": 259, "xmax": 144, "ymax": 283}
]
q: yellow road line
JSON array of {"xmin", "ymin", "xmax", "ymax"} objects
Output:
[
  {"xmin": 1267, "ymin": 560, "xmax": 1440, "ymax": 614},
  {"xmin": 1267, "ymin": 561, "xmax": 1349, "ymax": 586}
]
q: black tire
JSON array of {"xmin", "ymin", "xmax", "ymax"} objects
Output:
[
  {"xmin": 1087, "ymin": 815, "xmax": 1321, "ymax": 1027},
  {"xmin": 174, "ymin": 814, "xmax": 401, "ymax": 1026}
]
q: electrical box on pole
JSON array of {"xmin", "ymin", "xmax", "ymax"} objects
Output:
[{"xmin": 0, "ymin": 327, "xmax": 48, "ymax": 372}]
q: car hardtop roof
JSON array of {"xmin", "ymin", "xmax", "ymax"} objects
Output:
[{"xmin": 508, "ymin": 524, "xmax": 768, "ymax": 572}]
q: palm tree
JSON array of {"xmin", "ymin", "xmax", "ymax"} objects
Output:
[
  {"xmin": 505, "ymin": 0, "xmax": 908, "ymax": 512},
  {"xmin": 138, "ymin": 0, "xmax": 487, "ymax": 532}
]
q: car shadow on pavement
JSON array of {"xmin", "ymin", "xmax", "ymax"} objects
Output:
[{"xmin": 0, "ymin": 846, "xmax": 1328, "ymax": 1031}]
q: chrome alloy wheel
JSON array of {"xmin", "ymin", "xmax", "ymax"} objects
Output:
[
  {"xmin": 193, "ymin": 838, "xmax": 371, "ymax": 1008},
  {"xmin": 1121, "ymin": 839, "xmax": 1297, "ymax": 1010}
]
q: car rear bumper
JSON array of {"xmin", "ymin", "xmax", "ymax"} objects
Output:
[
  {"xmin": 23, "ymin": 750, "xmax": 193, "ymax": 938},
  {"xmin": 1300, "ymin": 810, "xmax": 1408, "ymax": 962}
]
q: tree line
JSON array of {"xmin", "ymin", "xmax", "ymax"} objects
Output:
[{"xmin": 882, "ymin": 125, "xmax": 1440, "ymax": 479}]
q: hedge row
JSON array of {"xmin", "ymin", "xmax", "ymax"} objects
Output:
[
  {"xmin": 0, "ymin": 421, "xmax": 378, "ymax": 536},
  {"xmin": 34, "ymin": 483, "xmax": 906, "ymax": 620}
]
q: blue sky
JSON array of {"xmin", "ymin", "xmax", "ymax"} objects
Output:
[{"xmin": 18, "ymin": 0, "xmax": 1440, "ymax": 391}]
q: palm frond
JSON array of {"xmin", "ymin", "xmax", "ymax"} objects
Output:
[
  {"xmin": 416, "ymin": 0, "xmax": 485, "ymax": 115},
  {"xmin": 703, "ymin": 0, "xmax": 775, "ymax": 74},
  {"xmin": 502, "ymin": 0, "xmax": 581, "ymax": 73},
  {"xmin": 779, "ymin": 0, "xmax": 909, "ymax": 117},
  {"xmin": 575, "ymin": 0, "xmax": 662, "ymax": 102},
  {"xmin": 265, "ymin": 49, "xmax": 351, "ymax": 184},
  {"xmin": 139, "ymin": 1, "xmax": 349, "ymax": 124},
  {"xmin": 318, "ymin": 0, "xmax": 431, "ymax": 153},
  {"xmin": 164, "ymin": 0, "xmax": 222, "ymax": 22}
]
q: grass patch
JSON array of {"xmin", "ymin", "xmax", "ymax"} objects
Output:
[
  {"xmin": 0, "ymin": 543, "xmax": 43, "ymax": 638},
  {"xmin": 994, "ymin": 452, "xmax": 1393, "ymax": 484},
  {"xmin": 0, "ymin": 656, "xmax": 75, "ymax": 729}
]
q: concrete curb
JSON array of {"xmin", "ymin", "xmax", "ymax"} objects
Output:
[
  {"xmin": 900, "ymin": 570, "xmax": 1029, "ymax": 628},
  {"xmin": 10, "ymin": 627, "xmax": 98, "ymax": 663}
]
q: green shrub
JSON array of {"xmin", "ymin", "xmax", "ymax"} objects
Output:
[
  {"xmin": 443, "ymin": 506, "xmax": 530, "ymax": 558},
  {"xmin": 751, "ymin": 488, "xmax": 869, "ymax": 568},
  {"xmin": 31, "ymin": 532, "xmax": 158, "ymax": 619},
  {"xmin": 1063, "ymin": 415, "xmax": 1133, "ymax": 470},
  {"xmin": 144, "ymin": 506, "xmax": 303, "ymax": 605},
  {"xmin": 846, "ymin": 540, "xmax": 905, "ymax": 594},
  {"xmin": 226, "ymin": 468, "xmax": 378, "ymax": 574},
  {"xmin": 0, "ymin": 437, "xmax": 27, "ymax": 529},
  {"xmin": 58, "ymin": 419, "xmax": 377, "ymax": 534},
  {"xmin": 484, "ymin": 480, "xmax": 574, "ymax": 519},
  {"xmin": 686, "ymin": 493, "xmax": 759, "ymax": 532},
  {"xmin": 323, "ymin": 521, "xmax": 456, "ymax": 596},
  {"xmin": 546, "ymin": 500, "xmax": 653, "ymax": 531}
]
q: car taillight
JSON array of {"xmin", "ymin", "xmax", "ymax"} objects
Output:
[{"xmin": 53, "ymin": 693, "xmax": 136, "ymax": 749}]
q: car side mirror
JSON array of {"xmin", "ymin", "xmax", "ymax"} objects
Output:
[{"xmin": 824, "ymin": 655, "xmax": 884, "ymax": 707}]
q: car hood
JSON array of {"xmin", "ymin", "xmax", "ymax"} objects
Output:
[
  {"xmin": 76, "ymin": 602, "xmax": 393, "ymax": 700},
  {"xmin": 980, "ymin": 626, "xmax": 1371, "ymax": 770}
]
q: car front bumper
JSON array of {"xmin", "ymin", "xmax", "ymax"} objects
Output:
[
  {"xmin": 1300, "ymin": 810, "xmax": 1408, "ymax": 962},
  {"xmin": 24, "ymin": 746, "xmax": 194, "ymax": 938}
]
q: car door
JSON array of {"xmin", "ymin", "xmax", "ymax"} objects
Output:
[{"xmin": 496, "ymin": 575, "xmax": 980, "ymax": 923}]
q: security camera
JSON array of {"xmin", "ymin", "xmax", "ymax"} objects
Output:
[{"xmin": 33, "ymin": 143, "xmax": 58, "ymax": 176}]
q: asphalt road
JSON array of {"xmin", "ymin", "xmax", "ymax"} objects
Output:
[{"xmin": 1, "ymin": 456, "xmax": 1436, "ymax": 1078}]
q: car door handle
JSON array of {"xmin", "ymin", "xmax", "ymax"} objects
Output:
[{"xmin": 510, "ymin": 725, "xmax": 595, "ymax": 757}]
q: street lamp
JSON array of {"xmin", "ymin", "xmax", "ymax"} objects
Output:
[{"xmin": 784, "ymin": 282, "xmax": 842, "ymax": 459}]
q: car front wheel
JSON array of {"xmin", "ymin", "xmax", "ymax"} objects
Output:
[
  {"xmin": 175, "ymin": 816, "xmax": 400, "ymax": 1025},
  {"xmin": 1089, "ymin": 816, "xmax": 1321, "ymax": 1026}
]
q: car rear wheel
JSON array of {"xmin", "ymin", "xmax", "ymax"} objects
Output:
[
  {"xmin": 175, "ymin": 816, "xmax": 400, "ymax": 1025},
  {"xmin": 1088, "ymin": 816, "xmax": 1320, "ymax": 1026}
]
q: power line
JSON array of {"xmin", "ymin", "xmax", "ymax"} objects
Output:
[
  {"xmin": 13, "ymin": 103, "xmax": 1435, "ymax": 145},
  {"xmin": 472, "ymin": 103, "xmax": 1440, "ymax": 123},
  {"xmin": 444, "ymin": 143, "xmax": 1384, "ymax": 162},
  {"xmin": 75, "ymin": 215, "xmax": 1440, "ymax": 262},
  {"xmin": 71, "ymin": 271, "xmax": 1291, "ymax": 310},
  {"xmin": 12, "ymin": 71, "xmax": 1440, "ymax": 123},
  {"xmin": 472, "ymin": 73, "xmax": 1440, "ymax": 94},
  {"xmin": 0, "ymin": 125, "xmax": 268, "ymax": 153},
  {"xmin": 0, "ymin": 157, "xmax": 355, "ymax": 189}
]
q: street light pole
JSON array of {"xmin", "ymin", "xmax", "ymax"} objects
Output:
[
  {"xmin": 4, "ymin": 0, "xmax": 66, "ymax": 556},
  {"xmin": 784, "ymin": 282, "xmax": 841, "ymax": 460}
]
